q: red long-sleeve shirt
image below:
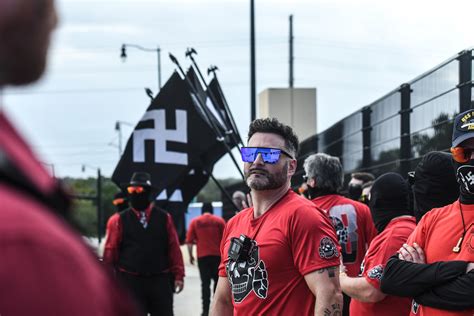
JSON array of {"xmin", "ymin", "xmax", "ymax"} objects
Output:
[{"xmin": 103, "ymin": 206, "xmax": 185, "ymax": 281}]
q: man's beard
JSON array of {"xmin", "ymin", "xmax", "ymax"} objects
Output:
[{"xmin": 245, "ymin": 162, "xmax": 288, "ymax": 191}]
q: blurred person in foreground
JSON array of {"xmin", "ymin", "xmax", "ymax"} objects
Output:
[
  {"xmin": 186, "ymin": 202, "xmax": 226, "ymax": 316},
  {"xmin": 103, "ymin": 172, "xmax": 184, "ymax": 316},
  {"xmin": 381, "ymin": 139, "xmax": 474, "ymax": 314},
  {"xmin": 210, "ymin": 118, "xmax": 342, "ymax": 316},
  {"xmin": 303, "ymin": 153, "xmax": 377, "ymax": 316},
  {"xmin": 340, "ymin": 172, "xmax": 416, "ymax": 316},
  {"xmin": 0, "ymin": 0, "xmax": 138, "ymax": 314}
]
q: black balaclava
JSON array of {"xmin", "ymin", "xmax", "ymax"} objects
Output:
[
  {"xmin": 113, "ymin": 191, "xmax": 129, "ymax": 213},
  {"xmin": 369, "ymin": 172, "xmax": 412, "ymax": 233},
  {"xmin": 129, "ymin": 187, "xmax": 152, "ymax": 211},
  {"xmin": 453, "ymin": 158, "xmax": 474, "ymax": 204},
  {"xmin": 347, "ymin": 184, "xmax": 363, "ymax": 201},
  {"xmin": 413, "ymin": 151, "xmax": 459, "ymax": 222}
]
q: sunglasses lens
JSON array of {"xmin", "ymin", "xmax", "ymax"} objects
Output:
[
  {"xmin": 240, "ymin": 147, "xmax": 282, "ymax": 164},
  {"xmin": 241, "ymin": 147, "xmax": 257, "ymax": 163},
  {"xmin": 127, "ymin": 186, "xmax": 144, "ymax": 194},
  {"xmin": 451, "ymin": 147, "xmax": 471, "ymax": 163}
]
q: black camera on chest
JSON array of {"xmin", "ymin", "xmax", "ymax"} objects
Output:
[{"xmin": 228, "ymin": 234, "xmax": 253, "ymax": 262}]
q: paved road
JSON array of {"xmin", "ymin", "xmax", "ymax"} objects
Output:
[{"xmin": 174, "ymin": 246, "xmax": 218, "ymax": 316}]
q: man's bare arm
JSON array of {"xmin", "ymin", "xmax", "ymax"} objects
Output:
[
  {"xmin": 304, "ymin": 266, "xmax": 343, "ymax": 316},
  {"xmin": 209, "ymin": 277, "xmax": 233, "ymax": 316},
  {"xmin": 339, "ymin": 273, "xmax": 386, "ymax": 303}
]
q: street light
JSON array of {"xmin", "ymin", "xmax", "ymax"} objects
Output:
[
  {"xmin": 120, "ymin": 43, "xmax": 162, "ymax": 92},
  {"xmin": 114, "ymin": 120, "xmax": 133, "ymax": 158},
  {"xmin": 81, "ymin": 164, "xmax": 103, "ymax": 244}
]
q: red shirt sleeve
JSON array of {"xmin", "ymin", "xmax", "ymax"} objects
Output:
[
  {"xmin": 166, "ymin": 214, "xmax": 185, "ymax": 281},
  {"xmin": 103, "ymin": 213, "xmax": 122, "ymax": 267},
  {"xmin": 289, "ymin": 206, "xmax": 341, "ymax": 275},
  {"xmin": 185, "ymin": 219, "xmax": 196, "ymax": 244}
]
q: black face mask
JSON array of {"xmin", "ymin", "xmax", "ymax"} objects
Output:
[
  {"xmin": 369, "ymin": 173, "xmax": 412, "ymax": 233},
  {"xmin": 129, "ymin": 189, "xmax": 152, "ymax": 210},
  {"xmin": 348, "ymin": 184, "xmax": 363, "ymax": 201},
  {"xmin": 454, "ymin": 159, "xmax": 474, "ymax": 204}
]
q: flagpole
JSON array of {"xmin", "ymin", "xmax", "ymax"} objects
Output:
[
  {"xmin": 185, "ymin": 48, "xmax": 244, "ymax": 148},
  {"xmin": 169, "ymin": 53, "xmax": 245, "ymax": 180},
  {"xmin": 208, "ymin": 65, "xmax": 244, "ymax": 147}
]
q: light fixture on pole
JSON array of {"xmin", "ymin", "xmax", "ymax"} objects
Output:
[{"xmin": 120, "ymin": 43, "xmax": 162, "ymax": 93}]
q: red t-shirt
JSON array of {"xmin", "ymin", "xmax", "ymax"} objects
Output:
[
  {"xmin": 350, "ymin": 216, "xmax": 416, "ymax": 316},
  {"xmin": 219, "ymin": 190, "xmax": 341, "ymax": 315},
  {"xmin": 312, "ymin": 194, "xmax": 377, "ymax": 277},
  {"xmin": 406, "ymin": 201, "xmax": 474, "ymax": 316},
  {"xmin": 185, "ymin": 213, "xmax": 225, "ymax": 258},
  {"xmin": 0, "ymin": 112, "xmax": 138, "ymax": 315}
]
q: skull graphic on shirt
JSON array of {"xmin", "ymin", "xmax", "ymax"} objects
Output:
[{"xmin": 226, "ymin": 239, "xmax": 268, "ymax": 303}]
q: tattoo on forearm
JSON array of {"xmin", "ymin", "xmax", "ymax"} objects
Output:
[
  {"xmin": 316, "ymin": 266, "xmax": 336, "ymax": 278},
  {"xmin": 323, "ymin": 303, "xmax": 341, "ymax": 316}
]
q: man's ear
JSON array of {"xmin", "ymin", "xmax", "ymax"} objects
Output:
[
  {"xmin": 288, "ymin": 159, "xmax": 297, "ymax": 176},
  {"xmin": 308, "ymin": 178, "xmax": 316, "ymax": 188}
]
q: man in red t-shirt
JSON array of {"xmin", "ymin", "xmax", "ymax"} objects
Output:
[
  {"xmin": 303, "ymin": 153, "xmax": 377, "ymax": 315},
  {"xmin": 186, "ymin": 202, "xmax": 226, "ymax": 316},
  {"xmin": 210, "ymin": 118, "xmax": 342, "ymax": 316},
  {"xmin": 0, "ymin": 1, "xmax": 138, "ymax": 315},
  {"xmin": 339, "ymin": 172, "xmax": 416, "ymax": 316}
]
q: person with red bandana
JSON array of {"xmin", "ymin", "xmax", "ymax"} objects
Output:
[
  {"xmin": 0, "ymin": 0, "xmax": 139, "ymax": 314},
  {"xmin": 339, "ymin": 172, "xmax": 416, "ymax": 316},
  {"xmin": 103, "ymin": 172, "xmax": 185, "ymax": 316},
  {"xmin": 210, "ymin": 118, "xmax": 342, "ymax": 316},
  {"xmin": 186, "ymin": 202, "xmax": 226, "ymax": 316},
  {"xmin": 303, "ymin": 153, "xmax": 377, "ymax": 316}
]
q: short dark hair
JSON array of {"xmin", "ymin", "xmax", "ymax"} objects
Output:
[
  {"xmin": 248, "ymin": 118, "xmax": 299, "ymax": 157},
  {"xmin": 202, "ymin": 202, "xmax": 213, "ymax": 214},
  {"xmin": 351, "ymin": 172, "xmax": 375, "ymax": 183}
]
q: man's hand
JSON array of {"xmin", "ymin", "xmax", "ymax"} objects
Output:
[
  {"xmin": 174, "ymin": 280, "xmax": 184, "ymax": 293},
  {"xmin": 190, "ymin": 255, "xmax": 195, "ymax": 265},
  {"xmin": 398, "ymin": 243, "xmax": 425, "ymax": 264}
]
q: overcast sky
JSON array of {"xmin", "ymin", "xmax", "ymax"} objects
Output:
[{"xmin": 1, "ymin": 0, "xmax": 473, "ymax": 179}]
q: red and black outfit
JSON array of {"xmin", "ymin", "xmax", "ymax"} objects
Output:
[
  {"xmin": 0, "ymin": 112, "xmax": 138, "ymax": 315},
  {"xmin": 186, "ymin": 213, "xmax": 226, "ymax": 315},
  {"xmin": 219, "ymin": 190, "xmax": 341, "ymax": 315},
  {"xmin": 104, "ymin": 204, "xmax": 184, "ymax": 316},
  {"xmin": 350, "ymin": 216, "xmax": 416, "ymax": 316},
  {"xmin": 312, "ymin": 194, "xmax": 377, "ymax": 315}
]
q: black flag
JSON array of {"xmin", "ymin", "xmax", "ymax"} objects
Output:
[
  {"xmin": 112, "ymin": 71, "xmax": 229, "ymax": 239},
  {"xmin": 208, "ymin": 77, "xmax": 243, "ymax": 147}
]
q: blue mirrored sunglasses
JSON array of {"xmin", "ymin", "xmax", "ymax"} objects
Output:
[{"xmin": 240, "ymin": 147, "xmax": 294, "ymax": 164}]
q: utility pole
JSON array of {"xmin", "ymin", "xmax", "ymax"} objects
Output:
[
  {"xmin": 250, "ymin": 0, "xmax": 256, "ymax": 121},
  {"xmin": 289, "ymin": 14, "xmax": 294, "ymax": 88}
]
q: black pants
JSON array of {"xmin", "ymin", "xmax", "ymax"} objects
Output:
[
  {"xmin": 197, "ymin": 256, "xmax": 220, "ymax": 316},
  {"xmin": 119, "ymin": 271, "xmax": 174, "ymax": 316}
]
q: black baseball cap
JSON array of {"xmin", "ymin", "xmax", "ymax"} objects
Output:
[{"xmin": 452, "ymin": 109, "xmax": 474, "ymax": 147}]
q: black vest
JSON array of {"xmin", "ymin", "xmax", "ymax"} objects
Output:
[{"xmin": 118, "ymin": 207, "xmax": 170, "ymax": 275}]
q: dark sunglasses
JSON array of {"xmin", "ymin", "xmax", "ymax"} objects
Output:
[
  {"xmin": 302, "ymin": 174, "xmax": 309, "ymax": 181},
  {"xmin": 450, "ymin": 147, "xmax": 474, "ymax": 163},
  {"xmin": 240, "ymin": 147, "xmax": 294, "ymax": 164}
]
